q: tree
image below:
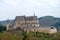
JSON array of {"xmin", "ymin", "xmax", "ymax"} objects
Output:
[
  {"xmin": 0, "ymin": 23, "xmax": 6, "ymax": 32},
  {"xmin": 54, "ymin": 22, "xmax": 60, "ymax": 32},
  {"xmin": 0, "ymin": 23, "xmax": 2, "ymax": 26}
]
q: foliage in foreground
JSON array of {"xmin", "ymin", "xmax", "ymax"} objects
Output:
[
  {"xmin": 0, "ymin": 23, "xmax": 6, "ymax": 32},
  {"xmin": 0, "ymin": 31, "xmax": 60, "ymax": 40}
]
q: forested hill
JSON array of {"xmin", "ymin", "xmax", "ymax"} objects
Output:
[
  {"xmin": 38, "ymin": 16, "xmax": 60, "ymax": 26},
  {"xmin": 0, "ymin": 20, "xmax": 13, "ymax": 26}
]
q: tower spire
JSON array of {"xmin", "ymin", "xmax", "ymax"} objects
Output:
[{"xmin": 34, "ymin": 12, "xmax": 35, "ymax": 16}]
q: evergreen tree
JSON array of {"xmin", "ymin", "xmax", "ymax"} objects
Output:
[{"xmin": 0, "ymin": 23, "xmax": 6, "ymax": 32}]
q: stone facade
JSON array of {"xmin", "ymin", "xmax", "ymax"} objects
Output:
[
  {"xmin": 36, "ymin": 26, "xmax": 57, "ymax": 33},
  {"xmin": 6, "ymin": 19, "xmax": 10, "ymax": 30},
  {"xmin": 13, "ymin": 16, "xmax": 40, "ymax": 30}
]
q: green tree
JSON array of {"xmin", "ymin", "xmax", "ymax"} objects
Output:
[
  {"xmin": 54, "ymin": 22, "xmax": 60, "ymax": 32},
  {"xmin": 0, "ymin": 23, "xmax": 6, "ymax": 32}
]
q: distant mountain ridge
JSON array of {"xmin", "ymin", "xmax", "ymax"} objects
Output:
[
  {"xmin": 38, "ymin": 16, "xmax": 60, "ymax": 26},
  {"xmin": 0, "ymin": 20, "xmax": 13, "ymax": 26}
]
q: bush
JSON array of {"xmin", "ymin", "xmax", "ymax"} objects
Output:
[
  {"xmin": 0, "ymin": 26, "xmax": 6, "ymax": 32},
  {"xmin": 0, "ymin": 31, "xmax": 60, "ymax": 40}
]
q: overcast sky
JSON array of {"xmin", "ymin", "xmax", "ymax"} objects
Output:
[{"xmin": 0, "ymin": 0, "xmax": 60, "ymax": 21}]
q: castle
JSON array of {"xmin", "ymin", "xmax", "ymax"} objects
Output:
[{"xmin": 6, "ymin": 15, "xmax": 57, "ymax": 33}]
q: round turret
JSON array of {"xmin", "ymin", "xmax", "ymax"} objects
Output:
[{"xmin": 6, "ymin": 19, "xmax": 10, "ymax": 30}]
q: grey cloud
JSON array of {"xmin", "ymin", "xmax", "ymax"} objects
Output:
[{"xmin": 0, "ymin": 0, "xmax": 60, "ymax": 20}]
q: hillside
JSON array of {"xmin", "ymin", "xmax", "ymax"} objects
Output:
[
  {"xmin": 0, "ymin": 32, "xmax": 60, "ymax": 40},
  {"xmin": 38, "ymin": 16, "xmax": 60, "ymax": 26},
  {"xmin": 0, "ymin": 20, "xmax": 13, "ymax": 26}
]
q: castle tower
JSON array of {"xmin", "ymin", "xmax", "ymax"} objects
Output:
[{"xmin": 6, "ymin": 19, "xmax": 10, "ymax": 30}]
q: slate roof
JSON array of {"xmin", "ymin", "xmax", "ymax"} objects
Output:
[
  {"xmin": 15, "ymin": 16, "xmax": 38, "ymax": 21},
  {"xmin": 25, "ymin": 16, "xmax": 38, "ymax": 21},
  {"xmin": 15, "ymin": 16, "xmax": 25, "ymax": 21}
]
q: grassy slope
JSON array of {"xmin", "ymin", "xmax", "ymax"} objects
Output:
[{"xmin": 0, "ymin": 32, "xmax": 60, "ymax": 40}]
